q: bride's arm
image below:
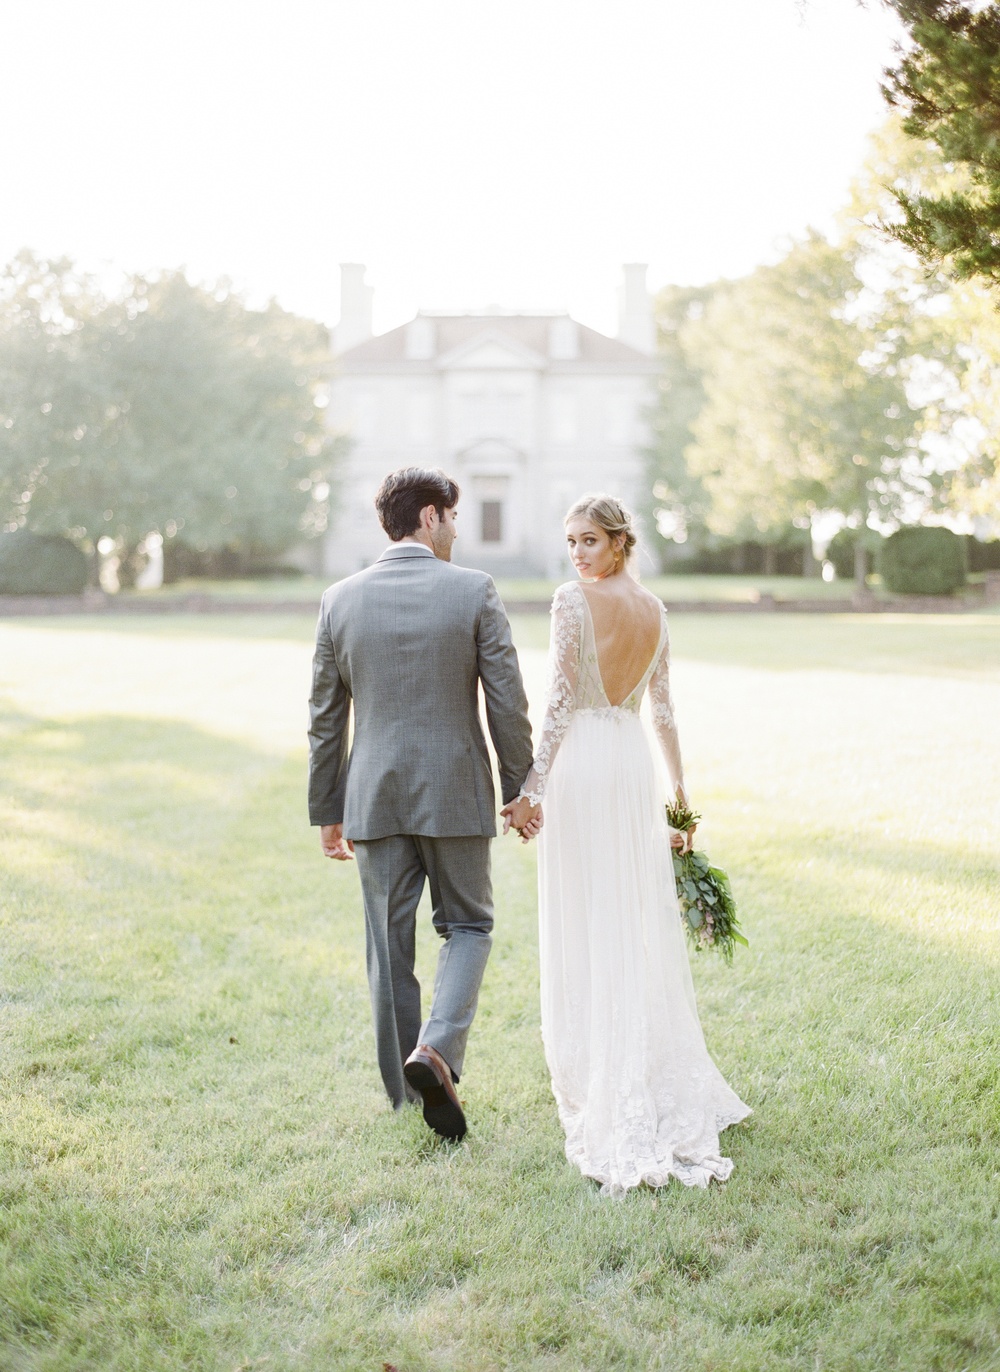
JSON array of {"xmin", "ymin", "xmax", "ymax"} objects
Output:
[
  {"xmin": 648, "ymin": 617, "xmax": 687, "ymax": 803},
  {"xmin": 518, "ymin": 583, "xmax": 584, "ymax": 805}
]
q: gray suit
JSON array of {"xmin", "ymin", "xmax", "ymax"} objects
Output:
[{"xmin": 308, "ymin": 542, "xmax": 533, "ymax": 1106}]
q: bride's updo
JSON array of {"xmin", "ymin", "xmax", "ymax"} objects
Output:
[{"xmin": 564, "ymin": 493, "xmax": 638, "ymax": 565}]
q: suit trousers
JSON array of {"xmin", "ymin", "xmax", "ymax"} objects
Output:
[{"xmin": 353, "ymin": 835, "xmax": 493, "ymax": 1108}]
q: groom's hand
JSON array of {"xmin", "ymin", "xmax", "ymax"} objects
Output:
[
  {"xmin": 320, "ymin": 823, "xmax": 355, "ymax": 861},
  {"xmin": 501, "ymin": 796, "xmax": 542, "ymax": 842}
]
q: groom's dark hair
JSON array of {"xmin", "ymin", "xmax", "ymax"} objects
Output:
[{"xmin": 375, "ymin": 467, "xmax": 461, "ymax": 541}]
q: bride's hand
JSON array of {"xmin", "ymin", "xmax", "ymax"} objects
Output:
[
  {"xmin": 669, "ymin": 824, "xmax": 696, "ymax": 853},
  {"xmin": 501, "ymin": 796, "xmax": 542, "ymax": 841},
  {"xmin": 521, "ymin": 809, "xmax": 544, "ymax": 841}
]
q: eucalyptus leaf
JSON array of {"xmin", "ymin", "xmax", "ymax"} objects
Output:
[{"xmin": 672, "ymin": 845, "xmax": 748, "ymax": 964}]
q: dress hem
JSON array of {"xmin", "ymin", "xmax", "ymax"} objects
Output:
[{"xmin": 565, "ymin": 1103, "xmax": 752, "ymax": 1197}]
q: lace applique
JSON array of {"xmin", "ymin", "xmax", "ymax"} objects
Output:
[
  {"xmin": 577, "ymin": 705, "xmax": 635, "ymax": 722},
  {"xmin": 530, "ymin": 590, "xmax": 748, "ymax": 1196},
  {"xmin": 522, "ymin": 585, "xmax": 686, "ymax": 804},
  {"xmin": 648, "ymin": 617, "xmax": 686, "ymax": 799},
  {"xmin": 519, "ymin": 583, "xmax": 584, "ymax": 804}
]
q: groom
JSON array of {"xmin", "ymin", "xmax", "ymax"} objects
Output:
[{"xmin": 308, "ymin": 466, "xmax": 539, "ymax": 1141}]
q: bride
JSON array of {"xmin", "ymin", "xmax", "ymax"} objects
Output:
[{"xmin": 505, "ymin": 494, "xmax": 750, "ymax": 1196}]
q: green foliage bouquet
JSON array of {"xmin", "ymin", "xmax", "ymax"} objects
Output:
[{"xmin": 666, "ymin": 798, "xmax": 748, "ymax": 964}]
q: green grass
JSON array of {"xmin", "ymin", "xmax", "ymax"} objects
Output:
[
  {"xmin": 125, "ymin": 572, "xmax": 860, "ymax": 606},
  {"xmin": 1, "ymin": 613, "xmax": 998, "ymax": 1370},
  {"xmin": 128, "ymin": 575, "xmax": 331, "ymax": 602},
  {"xmin": 122, "ymin": 570, "xmax": 999, "ymax": 612},
  {"xmin": 496, "ymin": 574, "xmax": 858, "ymax": 603}
]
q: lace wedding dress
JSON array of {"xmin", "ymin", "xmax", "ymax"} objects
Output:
[{"xmin": 522, "ymin": 581, "xmax": 750, "ymax": 1196}]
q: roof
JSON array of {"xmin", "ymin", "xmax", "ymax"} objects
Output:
[{"xmin": 334, "ymin": 314, "xmax": 657, "ymax": 373}]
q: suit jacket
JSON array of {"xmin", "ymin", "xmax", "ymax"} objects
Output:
[{"xmin": 308, "ymin": 543, "xmax": 534, "ymax": 840}]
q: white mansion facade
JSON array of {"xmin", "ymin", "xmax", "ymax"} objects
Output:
[{"xmin": 322, "ymin": 265, "xmax": 658, "ymax": 579}]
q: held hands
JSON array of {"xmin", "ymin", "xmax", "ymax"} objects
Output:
[
  {"xmin": 500, "ymin": 795, "xmax": 543, "ymax": 843},
  {"xmin": 320, "ymin": 823, "xmax": 355, "ymax": 861}
]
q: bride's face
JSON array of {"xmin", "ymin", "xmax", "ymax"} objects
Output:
[{"xmin": 566, "ymin": 517, "xmax": 620, "ymax": 580}]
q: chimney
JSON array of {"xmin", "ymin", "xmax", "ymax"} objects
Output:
[
  {"xmin": 617, "ymin": 263, "xmax": 654, "ymax": 354},
  {"xmin": 334, "ymin": 263, "xmax": 373, "ymax": 354}
]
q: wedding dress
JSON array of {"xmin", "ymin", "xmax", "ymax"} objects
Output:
[{"xmin": 522, "ymin": 581, "xmax": 750, "ymax": 1196}]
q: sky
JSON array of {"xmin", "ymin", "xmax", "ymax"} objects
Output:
[{"xmin": 1, "ymin": 0, "xmax": 903, "ymax": 336}]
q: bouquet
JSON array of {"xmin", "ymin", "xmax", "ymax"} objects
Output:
[{"xmin": 665, "ymin": 798, "xmax": 748, "ymax": 965}]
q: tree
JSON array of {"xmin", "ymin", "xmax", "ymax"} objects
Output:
[
  {"xmin": 925, "ymin": 276, "xmax": 1000, "ymax": 525},
  {"xmin": 644, "ymin": 286, "xmax": 715, "ymax": 564},
  {"xmin": 849, "ymin": 119, "xmax": 1000, "ymax": 534},
  {"xmin": 0, "ymin": 252, "xmax": 102, "ymax": 557},
  {"xmin": 881, "ymin": 0, "xmax": 1000, "ymax": 288},
  {"xmin": 681, "ymin": 232, "xmax": 928, "ymax": 587},
  {"xmin": 0, "ymin": 253, "xmax": 339, "ymax": 582},
  {"xmin": 642, "ymin": 121, "xmax": 987, "ymax": 584}
]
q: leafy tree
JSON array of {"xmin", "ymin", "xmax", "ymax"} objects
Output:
[
  {"xmin": 644, "ymin": 286, "xmax": 715, "ymax": 563},
  {"xmin": 881, "ymin": 0, "xmax": 1000, "ymax": 288},
  {"xmin": 850, "ymin": 119, "xmax": 1000, "ymax": 532},
  {"xmin": 644, "ymin": 121, "xmax": 988, "ymax": 582},
  {"xmin": 926, "ymin": 276, "xmax": 1000, "ymax": 525},
  {"xmin": 0, "ymin": 253, "xmax": 338, "ymax": 583},
  {"xmin": 681, "ymin": 231, "xmax": 927, "ymax": 587},
  {"xmin": 0, "ymin": 253, "xmax": 102, "ymax": 560}
]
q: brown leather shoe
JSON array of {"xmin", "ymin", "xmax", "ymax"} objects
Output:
[{"xmin": 403, "ymin": 1044, "xmax": 467, "ymax": 1141}]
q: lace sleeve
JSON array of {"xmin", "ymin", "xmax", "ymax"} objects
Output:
[
  {"xmin": 519, "ymin": 583, "xmax": 584, "ymax": 804},
  {"xmin": 648, "ymin": 614, "xmax": 687, "ymax": 802}
]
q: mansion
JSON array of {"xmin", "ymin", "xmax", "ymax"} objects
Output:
[{"xmin": 322, "ymin": 265, "xmax": 658, "ymax": 579}]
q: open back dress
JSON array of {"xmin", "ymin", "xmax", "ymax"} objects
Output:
[{"xmin": 521, "ymin": 581, "xmax": 750, "ymax": 1195}]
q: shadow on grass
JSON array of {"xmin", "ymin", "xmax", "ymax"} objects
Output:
[
  {"xmin": 0, "ymin": 706, "xmax": 373, "ymax": 1059},
  {"xmin": 2, "ymin": 706, "xmax": 1000, "ymax": 1370},
  {"xmin": 0, "ymin": 710, "xmax": 287, "ymax": 925}
]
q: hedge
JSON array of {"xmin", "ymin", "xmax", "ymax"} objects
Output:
[
  {"xmin": 876, "ymin": 526, "xmax": 967, "ymax": 596},
  {"xmin": 0, "ymin": 531, "xmax": 89, "ymax": 595},
  {"xmin": 966, "ymin": 537, "xmax": 1000, "ymax": 573},
  {"xmin": 825, "ymin": 529, "xmax": 878, "ymax": 581}
]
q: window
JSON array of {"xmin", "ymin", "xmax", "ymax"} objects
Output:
[
  {"xmin": 495, "ymin": 386, "xmax": 526, "ymax": 442},
  {"xmin": 455, "ymin": 382, "xmax": 526, "ymax": 445},
  {"xmin": 406, "ymin": 393, "xmax": 433, "ymax": 444},
  {"xmin": 352, "ymin": 391, "xmax": 377, "ymax": 441},
  {"xmin": 551, "ymin": 393, "xmax": 577, "ymax": 443},
  {"xmin": 481, "ymin": 500, "xmax": 503, "ymax": 544},
  {"xmin": 605, "ymin": 393, "xmax": 632, "ymax": 444}
]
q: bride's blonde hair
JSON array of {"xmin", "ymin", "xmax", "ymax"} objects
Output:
[{"xmin": 564, "ymin": 493, "xmax": 638, "ymax": 568}]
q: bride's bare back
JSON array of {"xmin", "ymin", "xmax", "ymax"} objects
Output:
[{"xmin": 579, "ymin": 579, "xmax": 663, "ymax": 707}]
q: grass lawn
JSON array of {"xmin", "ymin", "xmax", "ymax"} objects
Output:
[
  {"xmin": 122, "ymin": 572, "xmax": 861, "ymax": 606},
  {"xmin": 1, "ymin": 612, "xmax": 998, "ymax": 1371},
  {"xmin": 501, "ymin": 575, "xmax": 859, "ymax": 604}
]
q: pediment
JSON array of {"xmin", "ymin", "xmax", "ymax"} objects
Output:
[{"xmin": 438, "ymin": 329, "xmax": 544, "ymax": 371}]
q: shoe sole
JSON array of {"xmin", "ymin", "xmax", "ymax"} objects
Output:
[{"xmin": 403, "ymin": 1060, "xmax": 467, "ymax": 1141}]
